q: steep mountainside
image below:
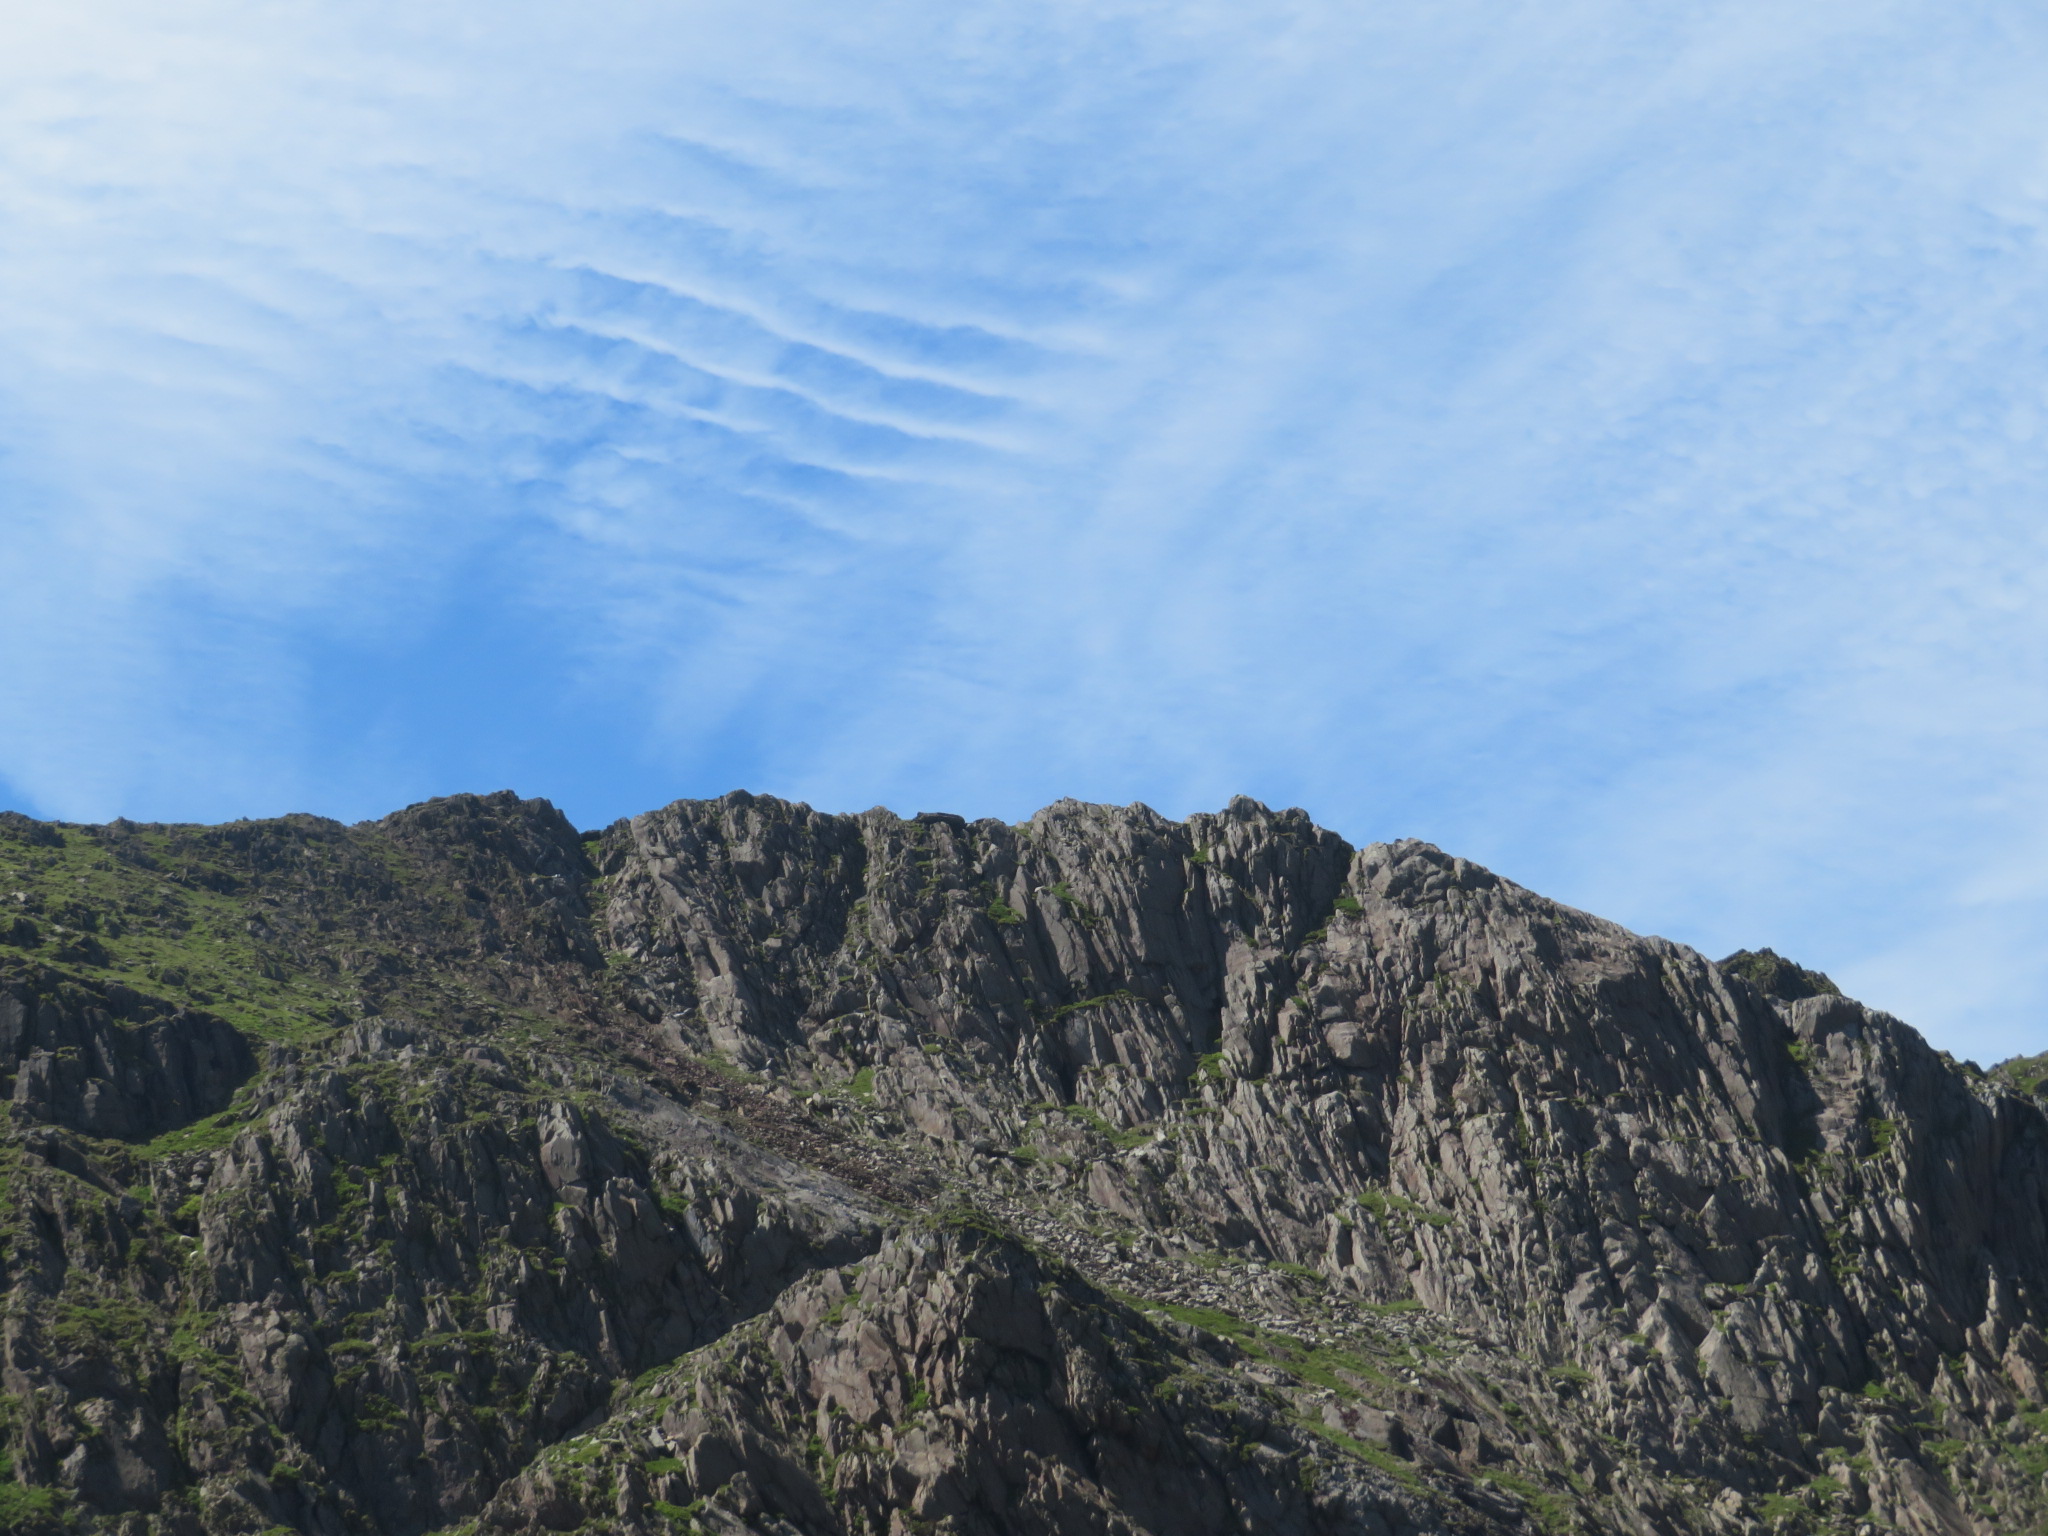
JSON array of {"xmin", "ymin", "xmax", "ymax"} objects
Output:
[{"xmin": 2, "ymin": 792, "xmax": 2046, "ymax": 1536}]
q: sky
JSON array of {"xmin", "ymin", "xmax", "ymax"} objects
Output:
[{"xmin": 5, "ymin": 0, "xmax": 2048, "ymax": 1060}]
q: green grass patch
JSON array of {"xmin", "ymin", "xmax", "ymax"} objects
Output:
[
  {"xmin": 1151, "ymin": 1301, "xmax": 1258, "ymax": 1340},
  {"xmin": 1755, "ymin": 1492, "xmax": 1804, "ymax": 1521},
  {"xmin": 0, "ymin": 1479, "xmax": 65, "ymax": 1527},
  {"xmin": 556, "ymin": 1437, "xmax": 610, "ymax": 1466},
  {"xmin": 1289, "ymin": 1343, "xmax": 1395, "ymax": 1396},
  {"xmin": 2008, "ymin": 1435, "xmax": 2048, "ymax": 1481},
  {"xmin": 1355, "ymin": 1188, "xmax": 1453, "ymax": 1228},
  {"xmin": 138, "ymin": 1110, "xmax": 252, "ymax": 1161},
  {"xmin": 351, "ymin": 1392, "xmax": 407, "ymax": 1434},
  {"xmin": 1049, "ymin": 881, "xmax": 1099, "ymax": 927},
  {"xmin": 48, "ymin": 1296, "xmax": 159, "ymax": 1356},
  {"xmin": 1477, "ymin": 1468, "xmax": 1576, "ymax": 1534},
  {"xmin": 1298, "ymin": 1418, "xmax": 1419, "ymax": 1489},
  {"xmin": 1061, "ymin": 1103, "xmax": 1151, "ymax": 1149},
  {"xmin": 932, "ymin": 1202, "xmax": 1017, "ymax": 1247},
  {"xmin": 1921, "ymin": 1436, "xmax": 1967, "ymax": 1469},
  {"xmin": 1049, "ymin": 989, "xmax": 1140, "ymax": 1022}
]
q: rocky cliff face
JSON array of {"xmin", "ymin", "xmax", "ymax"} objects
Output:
[{"xmin": 0, "ymin": 791, "xmax": 2044, "ymax": 1536}]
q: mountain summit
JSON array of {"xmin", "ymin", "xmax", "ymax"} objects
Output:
[{"xmin": 1, "ymin": 791, "xmax": 2044, "ymax": 1536}]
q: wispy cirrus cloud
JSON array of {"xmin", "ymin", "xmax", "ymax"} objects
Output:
[{"xmin": 5, "ymin": 0, "xmax": 2048, "ymax": 1056}]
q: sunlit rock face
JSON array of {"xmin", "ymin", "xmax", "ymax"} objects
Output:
[{"xmin": 1, "ymin": 790, "xmax": 2043, "ymax": 1536}]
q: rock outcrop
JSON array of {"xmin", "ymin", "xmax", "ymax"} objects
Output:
[
  {"xmin": 1, "ymin": 790, "xmax": 2045, "ymax": 1536},
  {"xmin": 0, "ymin": 965, "xmax": 254, "ymax": 1140}
]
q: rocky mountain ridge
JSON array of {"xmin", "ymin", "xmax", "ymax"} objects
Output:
[{"xmin": 1, "ymin": 790, "xmax": 2046, "ymax": 1536}]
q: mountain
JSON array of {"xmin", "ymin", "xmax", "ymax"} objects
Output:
[{"xmin": 2, "ymin": 790, "xmax": 2046, "ymax": 1536}]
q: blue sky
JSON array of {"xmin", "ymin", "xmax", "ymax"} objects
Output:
[{"xmin": 6, "ymin": 0, "xmax": 2048, "ymax": 1060}]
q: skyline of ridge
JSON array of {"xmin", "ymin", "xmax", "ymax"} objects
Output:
[{"xmin": 0, "ymin": 781, "xmax": 1993, "ymax": 1069}]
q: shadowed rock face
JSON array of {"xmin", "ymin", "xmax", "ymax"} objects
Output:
[
  {"xmin": 0, "ymin": 966, "xmax": 254, "ymax": 1140},
  {"xmin": 0, "ymin": 791, "xmax": 2043, "ymax": 1536},
  {"xmin": 482, "ymin": 1226, "xmax": 1476, "ymax": 1536}
]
